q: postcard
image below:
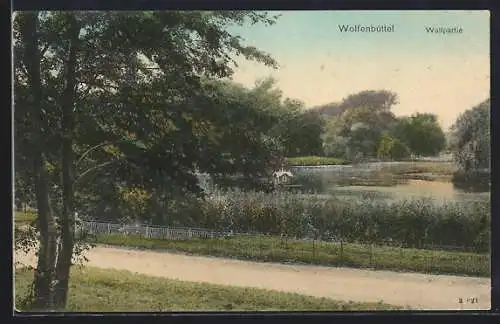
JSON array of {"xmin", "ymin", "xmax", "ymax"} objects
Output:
[{"xmin": 13, "ymin": 10, "xmax": 490, "ymax": 312}]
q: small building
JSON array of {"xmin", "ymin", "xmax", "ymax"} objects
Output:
[{"xmin": 273, "ymin": 169, "xmax": 294, "ymax": 185}]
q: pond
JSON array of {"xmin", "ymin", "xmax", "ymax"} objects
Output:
[{"xmin": 290, "ymin": 162, "xmax": 490, "ymax": 203}]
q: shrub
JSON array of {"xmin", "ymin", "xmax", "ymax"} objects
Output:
[{"xmin": 451, "ymin": 170, "xmax": 490, "ymax": 192}]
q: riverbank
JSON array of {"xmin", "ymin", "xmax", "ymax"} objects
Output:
[
  {"xmin": 287, "ymin": 157, "xmax": 457, "ymax": 182},
  {"xmin": 288, "ymin": 157, "xmax": 458, "ymax": 186},
  {"xmin": 285, "ymin": 156, "xmax": 348, "ymax": 166}
]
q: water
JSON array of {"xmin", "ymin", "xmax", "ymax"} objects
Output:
[
  {"xmin": 291, "ymin": 162, "xmax": 490, "ymax": 203},
  {"xmin": 330, "ymin": 180, "xmax": 489, "ymax": 202}
]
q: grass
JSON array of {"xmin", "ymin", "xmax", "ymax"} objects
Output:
[
  {"xmin": 14, "ymin": 210, "xmax": 37, "ymax": 227},
  {"xmin": 14, "ymin": 266, "xmax": 401, "ymax": 312},
  {"xmin": 285, "ymin": 156, "xmax": 348, "ymax": 167},
  {"xmin": 93, "ymin": 234, "xmax": 490, "ymax": 278}
]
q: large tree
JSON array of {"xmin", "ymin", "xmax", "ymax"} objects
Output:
[
  {"xmin": 394, "ymin": 113, "xmax": 446, "ymax": 157},
  {"xmin": 15, "ymin": 12, "xmax": 60, "ymax": 310},
  {"xmin": 14, "ymin": 10, "xmax": 281, "ymax": 310},
  {"xmin": 450, "ymin": 99, "xmax": 490, "ymax": 173},
  {"xmin": 321, "ymin": 90, "xmax": 399, "ymax": 160},
  {"xmin": 283, "ymin": 110, "xmax": 325, "ymax": 157}
]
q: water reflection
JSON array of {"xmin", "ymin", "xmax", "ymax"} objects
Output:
[
  {"xmin": 291, "ymin": 162, "xmax": 490, "ymax": 203},
  {"xmin": 331, "ymin": 180, "xmax": 490, "ymax": 202}
]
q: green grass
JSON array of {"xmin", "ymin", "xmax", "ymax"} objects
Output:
[
  {"xmin": 14, "ymin": 266, "xmax": 401, "ymax": 312},
  {"xmin": 285, "ymin": 156, "xmax": 348, "ymax": 167},
  {"xmin": 93, "ymin": 234, "xmax": 489, "ymax": 278},
  {"xmin": 14, "ymin": 210, "xmax": 37, "ymax": 227}
]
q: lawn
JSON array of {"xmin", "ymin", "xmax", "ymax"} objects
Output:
[
  {"xmin": 94, "ymin": 234, "xmax": 489, "ymax": 278},
  {"xmin": 14, "ymin": 211, "xmax": 37, "ymax": 227},
  {"xmin": 14, "ymin": 266, "xmax": 401, "ymax": 312}
]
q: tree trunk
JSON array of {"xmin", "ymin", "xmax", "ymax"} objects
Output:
[
  {"xmin": 20, "ymin": 12, "xmax": 59, "ymax": 310},
  {"xmin": 53, "ymin": 13, "xmax": 80, "ymax": 309},
  {"xmin": 32, "ymin": 187, "xmax": 58, "ymax": 310}
]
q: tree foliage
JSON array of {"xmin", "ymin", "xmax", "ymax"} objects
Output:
[
  {"xmin": 321, "ymin": 90, "xmax": 398, "ymax": 160},
  {"xmin": 394, "ymin": 113, "xmax": 446, "ymax": 157},
  {"xmin": 376, "ymin": 134, "xmax": 409, "ymax": 161},
  {"xmin": 320, "ymin": 90, "xmax": 448, "ymax": 161},
  {"xmin": 14, "ymin": 10, "xmax": 283, "ymax": 310},
  {"xmin": 450, "ymin": 99, "xmax": 490, "ymax": 187},
  {"xmin": 450, "ymin": 99, "xmax": 490, "ymax": 172},
  {"xmin": 308, "ymin": 89, "xmax": 398, "ymax": 118}
]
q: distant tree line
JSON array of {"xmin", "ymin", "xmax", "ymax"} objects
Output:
[
  {"xmin": 302, "ymin": 91, "xmax": 490, "ymax": 189},
  {"xmin": 306, "ymin": 90, "xmax": 447, "ymax": 162}
]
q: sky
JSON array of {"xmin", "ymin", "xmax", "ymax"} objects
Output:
[{"xmin": 228, "ymin": 11, "xmax": 490, "ymax": 130}]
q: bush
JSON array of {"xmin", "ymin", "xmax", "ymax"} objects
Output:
[{"xmin": 452, "ymin": 170, "xmax": 490, "ymax": 192}]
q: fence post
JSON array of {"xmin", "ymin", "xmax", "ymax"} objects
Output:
[
  {"xmin": 107, "ymin": 223, "xmax": 110, "ymax": 234},
  {"xmin": 369, "ymin": 243, "xmax": 373, "ymax": 266},
  {"xmin": 312, "ymin": 239, "xmax": 316, "ymax": 262},
  {"xmin": 339, "ymin": 240, "xmax": 343, "ymax": 262}
]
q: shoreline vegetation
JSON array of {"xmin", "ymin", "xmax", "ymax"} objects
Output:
[
  {"xmin": 285, "ymin": 156, "xmax": 349, "ymax": 167},
  {"xmin": 285, "ymin": 156, "xmax": 459, "ymax": 183},
  {"xmin": 15, "ymin": 267, "xmax": 401, "ymax": 312},
  {"xmin": 284, "ymin": 156, "xmax": 455, "ymax": 166},
  {"xmin": 16, "ymin": 192, "xmax": 491, "ymax": 254}
]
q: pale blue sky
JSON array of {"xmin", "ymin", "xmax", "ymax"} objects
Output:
[{"xmin": 229, "ymin": 10, "xmax": 490, "ymax": 129}]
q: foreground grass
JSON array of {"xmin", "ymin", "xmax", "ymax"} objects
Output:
[
  {"xmin": 285, "ymin": 156, "xmax": 348, "ymax": 166},
  {"xmin": 94, "ymin": 234, "xmax": 489, "ymax": 278},
  {"xmin": 14, "ymin": 211, "xmax": 37, "ymax": 227},
  {"xmin": 14, "ymin": 267, "xmax": 400, "ymax": 312}
]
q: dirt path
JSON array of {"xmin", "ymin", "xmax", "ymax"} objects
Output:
[{"xmin": 14, "ymin": 246, "xmax": 490, "ymax": 310}]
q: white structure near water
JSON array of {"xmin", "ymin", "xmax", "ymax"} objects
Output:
[
  {"xmin": 272, "ymin": 169, "xmax": 294, "ymax": 185},
  {"xmin": 194, "ymin": 168, "xmax": 294, "ymax": 194}
]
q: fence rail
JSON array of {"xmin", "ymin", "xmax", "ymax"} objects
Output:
[
  {"xmin": 77, "ymin": 220, "xmax": 484, "ymax": 253},
  {"xmin": 79, "ymin": 221, "xmax": 239, "ymax": 240},
  {"xmin": 74, "ymin": 220, "xmax": 489, "ymax": 277}
]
